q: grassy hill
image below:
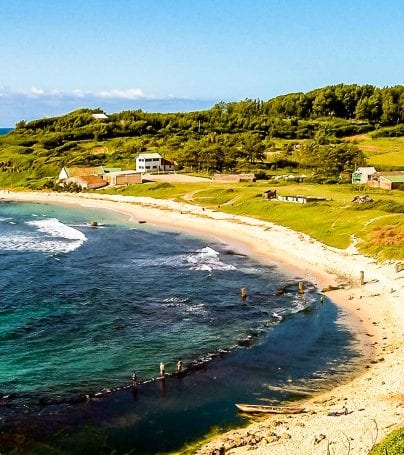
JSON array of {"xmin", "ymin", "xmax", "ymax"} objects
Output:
[{"xmin": 345, "ymin": 134, "xmax": 404, "ymax": 168}]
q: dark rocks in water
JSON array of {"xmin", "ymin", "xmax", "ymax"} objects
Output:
[
  {"xmin": 223, "ymin": 250, "xmax": 247, "ymax": 257},
  {"xmin": 236, "ymin": 336, "xmax": 253, "ymax": 347},
  {"xmin": 276, "ymin": 280, "xmax": 315, "ymax": 296},
  {"xmin": 138, "ymin": 220, "xmax": 147, "ymax": 224},
  {"xmin": 90, "ymin": 221, "xmax": 98, "ymax": 227}
]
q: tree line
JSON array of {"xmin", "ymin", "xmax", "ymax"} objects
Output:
[
  {"xmin": 1, "ymin": 84, "xmax": 402, "ymax": 185},
  {"xmin": 14, "ymin": 84, "xmax": 404, "ymax": 140}
]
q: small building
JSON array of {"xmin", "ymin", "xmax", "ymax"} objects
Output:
[
  {"xmin": 352, "ymin": 167, "xmax": 377, "ymax": 184},
  {"xmin": 378, "ymin": 174, "xmax": 404, "ymax": 190},
  {"xmin": 103, "ymin": 167, "xmax": 122, "ymax": 174},
  {"xmin": 213, "ymin": 173, "xmax": 256, "ymax": 182},
  {"xmin": 367, "ymin": 171, "xmax": 404, "ymax": 189},
  {"xmin": 276, "ymin": 195, "xmax": 326, "ymax": 204},
  {"xmin": 58, "ymin": 166, "xmax": 105, "ymax": 181},
  {"xmin": 92, "ymin": 113, "xmax": 109, "ymax": 120},
  {"xmin": 64, "ymin": 175, "xmax": 108, "ymax": 190},
  {"xmin": 263, "ymin": 189, "xmax": 277, "ymax": 199},
  {"xmin": 58, "ymin": 166, "xmax": 122, "ymax": 182},
  {"xmin": 135, "ymin": 153, "xmax": 175, "ymax": 173},
  {"xmin": 102, "ymin": 170, "xmax": 142, "ymax": 186}
]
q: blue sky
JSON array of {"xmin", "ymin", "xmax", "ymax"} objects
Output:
[{"xmin": 0, "ymin": 0, "xmax": 403, "ymax": 125}]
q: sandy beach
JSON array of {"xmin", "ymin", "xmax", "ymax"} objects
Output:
[{"xmin": 1, "ymin": 190, "xmax": 403, "ymax": 454}]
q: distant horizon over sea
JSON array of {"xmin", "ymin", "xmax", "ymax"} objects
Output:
[{"xmin": 0, "ymin": 127, "xmax": 13, "ymax": 134}]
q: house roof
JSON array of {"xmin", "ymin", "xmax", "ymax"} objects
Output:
[
  {"xmin": 376, "ymin": 171, "xmax": 404, "ymax": 177},
  {"xmin": 92, "ymin": 113, "xmax": 108, "ymax": 120},
  {"xmin": 380, "ymin": 175, "xmax": 404, "ymax": 183},
  {"xmin": 103, "ymin": 167, "xmax": 122, "ymax": 173},
  {"xmin": 106, "ymin": 170, "xmax": 140, "ymax": 176},
  {"xmin": 356, "ymin": 167, "xmax": 377, "ymax": 174},
  {"xmin": 136, "ymin": 153, "xmax": 162, "ymax": 159},
  {"xmin": 63, "ymin": 166, "xmax": 104, "ymax": 177}
]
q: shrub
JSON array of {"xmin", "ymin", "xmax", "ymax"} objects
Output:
[
  {"xmin": 369, "ymin": 427, "xmax": 404, "ymax": 455},
  {"xmin": 352, "ymin": 200, "xmax": 404, "ymax": 213}
]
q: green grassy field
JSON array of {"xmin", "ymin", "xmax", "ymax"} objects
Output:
[
  {"xmin": 104, "ymin": 181, "xmax": 404, "ymax": 261},
  {"xmin": 346, "ymin": 134, "xmax": 404, "ymax": 168}
]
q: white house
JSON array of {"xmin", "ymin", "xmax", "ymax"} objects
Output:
[
  {"xmin": 136, "ymin": 153, "xmax": 175, "ymax": 173},
  {"xmin": 352, "ymin": 167, "xmax": 377, "ymax": 184}
]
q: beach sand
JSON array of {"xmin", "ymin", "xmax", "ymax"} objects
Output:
[{"xmin": 2, "ymin": 190, "xmax": 403, "ymax": 454}]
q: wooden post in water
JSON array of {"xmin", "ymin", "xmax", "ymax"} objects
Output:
[
  {"xmin": 298, "ymin": 281, "xmax": 304, "ymax": 294},
  {"xmin": 360, "ymin": 271, "xmax": 365, "ymax": 285},
  {"xmin": 241, "ymin": 287, "xmax": 247, "ymax": 300}
]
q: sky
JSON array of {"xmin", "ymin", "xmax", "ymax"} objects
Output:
[{"xmin": 0, "ymin": 0, "xmax": 403, "ymax": 125}]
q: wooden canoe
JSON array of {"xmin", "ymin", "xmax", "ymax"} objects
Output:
[{"xmin": 235, "ymin": 403, "xmax": 305, "ymax": 414}]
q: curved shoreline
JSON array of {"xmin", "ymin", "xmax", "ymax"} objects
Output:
[{"xmin": 2, "ymin": 190, "xmax": 403, "ymax": 454}]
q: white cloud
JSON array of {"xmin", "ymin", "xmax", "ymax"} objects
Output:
[
  {"xmin": 12, "ymin": 87, "xmax": 46, "ymax": 97},
  {"xmin": 0, "ymin": 86, "xmax": 216, "ymax": 125},
  {"xmin": 97, "ymin": 88, "xmax": 145, "ymax": 99},
  {"xmin": 0, "ymin": 86, "xmax": 146, "ymax": 100}
]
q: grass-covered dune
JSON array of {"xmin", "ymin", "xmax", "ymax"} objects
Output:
[{"xmin": 102, "ymin": 181, "xmax": 404, "ymax": 262}]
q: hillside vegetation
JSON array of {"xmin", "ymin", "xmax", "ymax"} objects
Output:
[
  {"xmin": 1, "ymin": 83, "xmax": 403, "ymax": 187},
  {"xmin": 0, "ymin": 83, "xmax": 403, "ymax": 261}
]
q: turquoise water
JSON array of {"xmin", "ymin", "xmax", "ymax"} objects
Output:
[{"xmin": 0, "ymin": 201, "xmax": 362, "ymax": 453}]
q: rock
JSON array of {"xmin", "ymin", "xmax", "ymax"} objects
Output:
[
  {"xmin": 223, "ymin": 441, "xmax": 233, "ymax": 451},
  {"xmin": 314, "ymin": 434, "xmax": 326, "ymax": 444},
  {"xmin": 267, "ymin": 435, "xmax": 279, "ymax": 443}
]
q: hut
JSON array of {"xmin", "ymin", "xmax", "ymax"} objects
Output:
[{"xmin": 102, "ymin": 170, "xmax": 142, "ymax": 186}]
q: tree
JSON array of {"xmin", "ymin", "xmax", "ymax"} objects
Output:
[{"xmin": 239, "ymin": 133, "xmax": 265, "ymax": 163}]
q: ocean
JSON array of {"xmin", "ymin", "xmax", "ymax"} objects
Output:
[
  {"xmin": 0, "ymin": 201, "xmax": 363, "ymax": 453},
  {"xmin": 0, "ymin": 128, "xmax": 13, "ymax": 135}
]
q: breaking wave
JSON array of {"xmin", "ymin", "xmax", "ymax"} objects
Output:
[
  {"xmin": 0, "ymin": 218, "xmax": 86, "ymax": 254},
  {"xmin": 186, "ymin": 247, "xmax": 236, "ymax": 272},
  {"xmin": 132, "ymin": 246, "xmax": 237, "ymax": 272}
]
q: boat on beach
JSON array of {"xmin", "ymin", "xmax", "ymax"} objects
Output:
[{"xmin": 235, "ymin": 403, "xmax": 305, "ymax": 414}]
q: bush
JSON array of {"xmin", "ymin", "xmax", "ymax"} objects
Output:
[
  {"xmin": 352, "ymin": 200, "xmax": 404, "ymax": 213},
  {"xmin": 369, "ymin": 427, "xmax": 404, "ymax": 455},
  {"xmin": 148, "ymin": 182, "xmax": 173, "ymax": 190},
  {"xmin": 371, "ymin": 124, "xmax": 404, "ymax": 138}
]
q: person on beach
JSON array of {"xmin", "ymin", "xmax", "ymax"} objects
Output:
[
  {"xmin": 131, "ymin": 370, "xmax": 137, "ymax": 386},
  {"xmin": 177, "ymin": 359, "xmax": 183, "ymax": 373},
  {"xmin": 160, "ymin": 362, "xmax": 165, "ymax": 377},
  {"xmin": 320, "ymin": 295, "xmax": 324, "ymax": 304}
]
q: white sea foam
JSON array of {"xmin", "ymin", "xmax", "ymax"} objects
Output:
[
  {"xmin": 186, "ymin": 247, "xmax": 236, "ymax": 272},
  {"xmin": 131, "ymin": 246, "xmax": 236, "ymax": 272},
  {"xmin": 0, "ymin": 218, "xmax": 86, "ymax": 254},
  {"xmin": 26, "ymin": 218, "xmax": 86, "ymax": 242}
]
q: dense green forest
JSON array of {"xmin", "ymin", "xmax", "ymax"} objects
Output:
[{"xmin": 1, "ymin": 83, "xmax": 403, "ymax": 188}]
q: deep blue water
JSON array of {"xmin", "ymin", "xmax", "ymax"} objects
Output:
[
  {"xmin": 0, "ymin": 128, "xmax": 13, "ymax": 135},
  {"xmin": 0, "ymin": 201, "xmax": 363, "ymax": 454}
]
